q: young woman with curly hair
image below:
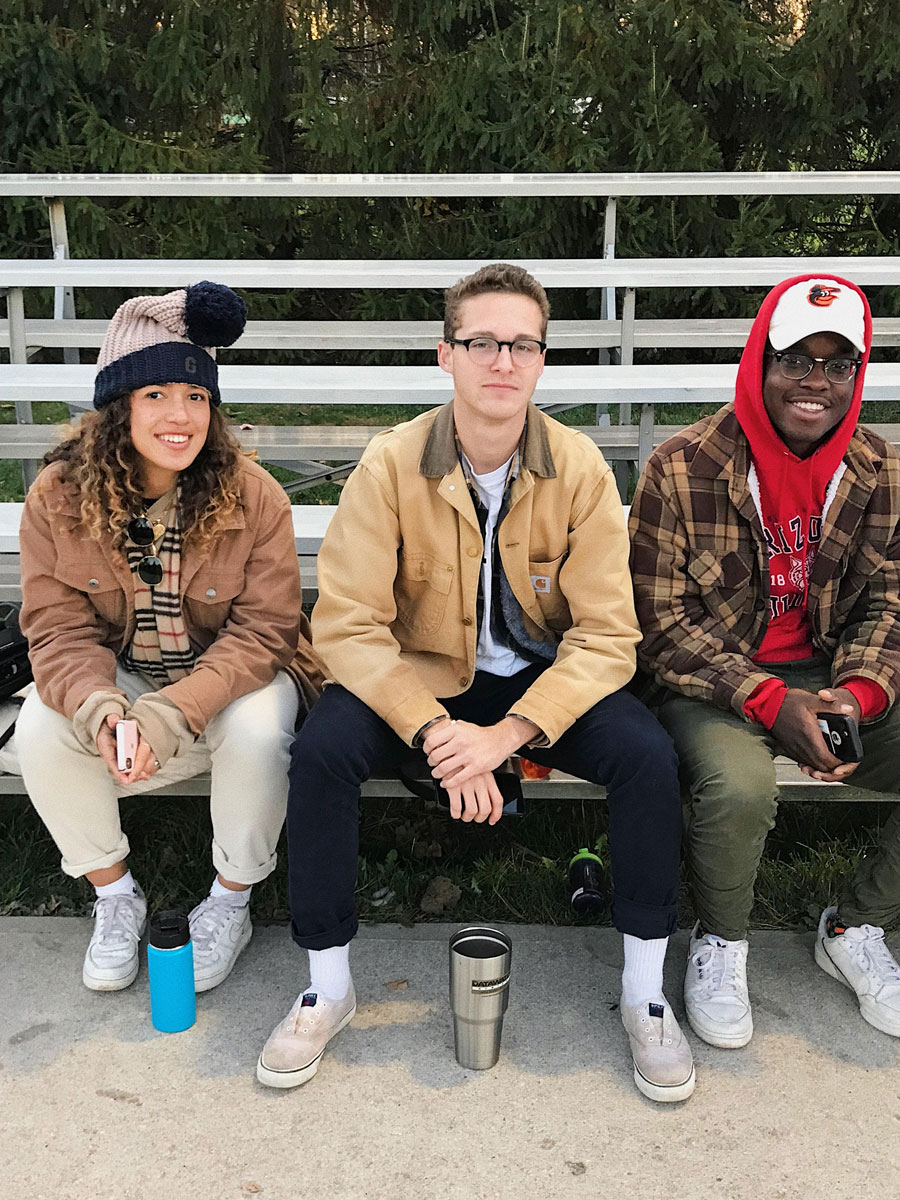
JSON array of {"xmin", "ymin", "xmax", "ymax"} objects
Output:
[{"xmin": 14, "ymin": 282, "xmax": 324, "ymax": 996}]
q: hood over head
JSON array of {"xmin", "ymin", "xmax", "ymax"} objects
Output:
[{"xmin": 734, "ymin": 273, "xmax": 872, "ymax": 479}]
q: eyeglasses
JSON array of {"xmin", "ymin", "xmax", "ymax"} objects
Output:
[
  {"xmin": 768, "ymin": 351, "xmax": 862, "ymax": 384},
  {"xmin": 126, "ymin": 516, "xmax": 164, "ymax": 587},
  {"xmin": 446, "ymin": 337, "xmax": 546, "ymax": 365}
]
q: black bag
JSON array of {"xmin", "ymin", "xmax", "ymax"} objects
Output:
[{"xmin": 0, "ymin": 601, "xmax": 32, "ymax": 703}]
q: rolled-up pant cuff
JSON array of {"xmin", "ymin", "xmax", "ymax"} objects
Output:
[
  {"xmin": 290, "ymin": 916, "xmax": 357, "ymax": 951},
  {"xmin": 612, "ymin": 895, "xmax": 677, "ymax": 940},
  {"xmin": 61, "ymin": 839, "xmax": 132, "ymax": 880},
  {"xmin": 211, "ymin": 842, "xmax": 278, "ymax": 887}
]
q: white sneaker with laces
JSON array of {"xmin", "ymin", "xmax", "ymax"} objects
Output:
[
  {"xmin": 620, "ymin": 996, "xmax": 695, "ymax": 1103},
  {"xmin": 82, "ymin": 884, "xmax": 147, "ymax": 991},
  {"xmin": 189, "ymin": 895, "xmax": 253, "ymax": 993},
  {"xmin": 684, "ymin": 921, "xmax": 753, "ymax": 1048},
  {"xmin": 815, "ymin": 906, "xmax": 900, "ymax": 1037},
  {"xmin": 257, "ymin": 985, "xmax": 357, "ymax": 1089}
]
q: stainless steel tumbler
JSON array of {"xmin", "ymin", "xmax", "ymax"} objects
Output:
[{"xmin": 449, "ymin": 926, "xmax": 512, "ymax": 1070}]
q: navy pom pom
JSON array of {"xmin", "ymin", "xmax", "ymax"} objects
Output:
[{"xmin": 184, "ymin": 281, "xmax": 247, "ymax": 348}]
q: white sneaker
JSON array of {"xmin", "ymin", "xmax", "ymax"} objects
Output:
[
  {"xmin": 815, "ymin": 907, "xmax": 900, "ymax": 1037},
  {"xmin": 189, "ymin": 895, "xmax": 253, "ymax": 993},
  {"xmin": 620, "ymin": 996, "xmax": 695, "ymax": 1103},
  {"xmin": 257, "ymin": 985, "xmax": 357, "ymax": 1089},
  {"xmin": 82, "ymin": 884, "xmax": 147, "ymax": 991},
  {"xmin": 684, "ymin": 922, "xmax": 753, "ymax": 1048}
]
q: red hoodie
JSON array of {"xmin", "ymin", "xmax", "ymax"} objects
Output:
[{"xmin": 733, "ymin": 274, "xmax": 886, "ymax": 727}]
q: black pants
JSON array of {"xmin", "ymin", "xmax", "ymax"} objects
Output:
[{"xmin": 286, "ymin": 666, "xmax": 681, "ymax": 949}]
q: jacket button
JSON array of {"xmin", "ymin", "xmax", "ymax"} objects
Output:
[
  {"xmin": 462, "ymin": 617, "xmax": 473, "ymax": 626},
  {"xmin": 88, "ymin": 578, "xmax": 99, "ymax": 589},
  {"xmin": 467, "ymin": 546, "xmax": 479, "ymax": 557},
  {"xmin": 459, "ymin": 676, "xmax": 469, "ymax": 686},
  {"xmin": 206, "ymin": 588, "xmax": 217, "ymax": 598}
]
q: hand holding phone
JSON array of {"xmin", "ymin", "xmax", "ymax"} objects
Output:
[
  {"xmin": 115, "ymin": 719, "xmax": 140, "ymax": 773},
  {"xmin": 816, "ymin": 712, "xmax": 864, "ymax": 764}
]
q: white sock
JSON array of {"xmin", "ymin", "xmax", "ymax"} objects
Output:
[
  {"xmin": 308, "ymin": 945, "xmax": 351, "ymax": 1001},
  {"xmin": 621, "ymin": 934, "xmax": 668, "ymax": 1007},
  {"xmin": 94, "ymin": 870, "xmax": 138, "ymax": 899},
  {"xmin": 209, "ymin": 877, "xmax": 251, "ymax": 906}
]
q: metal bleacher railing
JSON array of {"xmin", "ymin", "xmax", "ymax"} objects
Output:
[{"xmin": 3, "ymin": 171, "xmax": 900, "ymax": 496}]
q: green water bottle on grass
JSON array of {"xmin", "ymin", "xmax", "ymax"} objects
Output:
[{"xmin": 568, "ymin": 848, "xmax": 605, "ymax": 916}]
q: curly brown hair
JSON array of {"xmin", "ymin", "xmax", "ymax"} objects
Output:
[{"xmin": 45, "ymin": 393, "xmax": 244, "ymax": 552}]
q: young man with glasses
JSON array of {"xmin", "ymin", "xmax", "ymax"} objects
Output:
[
  {"xmin": 258, "ymin": 263, "xmax": 694, "ymax": 1102},
  {"xmin": 630, "ymin": 274, "xmax": 900, "ymax": 1049}
]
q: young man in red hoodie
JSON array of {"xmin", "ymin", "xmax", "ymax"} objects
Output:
[{"xmin": 630, "ymin": 274, "xmax": 900, "ymax": 1049}]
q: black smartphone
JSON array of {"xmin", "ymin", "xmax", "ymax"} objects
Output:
[
  {"xmin": 816, "ymin": 712, "xmax": 864, "ymax": 763},
  {"xmin": 433, "ymin": 770, "xmax": 525, "ymax": 817}
]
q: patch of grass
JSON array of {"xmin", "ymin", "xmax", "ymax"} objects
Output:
[
  {"xmin": 754, "ymin": 842, "xmax": 866, "ymax": 932},
  {"xmin": 223, "ymin": 402, "xmax": 437, "ymax": 428},
  {"xmin": 0, "ymin": 791, "xmax": 889, "ymax": 930},
  {"xmin": 0, "ymin": 460, "xmax": 27, "ymax": 503}
]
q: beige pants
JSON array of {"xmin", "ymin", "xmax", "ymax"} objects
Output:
[{"xmin": 14, "ymin": 666, "xmax": 299, "ymax": 884}]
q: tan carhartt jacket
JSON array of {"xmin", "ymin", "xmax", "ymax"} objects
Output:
[{"xmin": 312, "ymin": 402, "xmax": 640, "ymax": 746}]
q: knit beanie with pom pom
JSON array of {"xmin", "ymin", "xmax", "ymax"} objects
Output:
[{"xmin": 93, "ymin": 280, "xmax": 247, "ymax": 409}]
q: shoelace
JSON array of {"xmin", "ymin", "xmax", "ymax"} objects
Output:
[
  {"xmin": 690, "ymin": 937, "xmax": 743, "ymax": 997},
  {"xmin": 844, "ymin": 925, "xmax": 900, "ymax": 985},
  {"xmin": 189, "ymin": 896, "xmax": 243, "ymax": 952},
  {"xmin": 92, "ymin": 893, "xmax": 142, "ymax": 948}
]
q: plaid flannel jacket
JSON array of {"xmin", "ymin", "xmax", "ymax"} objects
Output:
[{"xmin": 628, "ymin": 404, "xmax": 900, "ymax": 721}]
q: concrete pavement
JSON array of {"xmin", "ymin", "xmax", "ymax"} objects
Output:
[{"xmin": 2, "ymin": 919, "xmax": 899, "ymax": 1200}]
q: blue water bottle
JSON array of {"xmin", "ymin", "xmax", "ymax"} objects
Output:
[{"xmin": 147, "ymin": 910, "xmax": 196, "ymax": 1033}]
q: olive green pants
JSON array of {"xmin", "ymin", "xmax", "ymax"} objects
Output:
[{"xmin": 655, "ymin": 659, "xmax": 900, "ymax": 940}]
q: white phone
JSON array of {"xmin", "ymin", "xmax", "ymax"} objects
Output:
[{"xmin": 115, "ymin": 719, "xmax": 139, "ymax": 772}]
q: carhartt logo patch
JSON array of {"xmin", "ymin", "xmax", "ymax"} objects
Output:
[
  {"xmin": 530, "ymin": 575, "xmax": 551, "ymax": 594},
  {"xmin": 184, "ymin": 355, "xmax": 197, "ymax": 374},
  {"xmin": 808, "ymin": 284, "xmax": 840, "ymax": 307}
]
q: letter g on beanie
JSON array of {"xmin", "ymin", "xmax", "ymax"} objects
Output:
[{"xmin": 93, "ymin": 281, "xmax": 247, "ymax": 410}]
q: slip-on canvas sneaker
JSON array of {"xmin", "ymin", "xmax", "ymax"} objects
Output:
[
  {"xmin": 257, "ymin": 986, "xmax": 357, "ymax": 1089},
  {"xmin": 620, "ymin": 996, "xmax": 696, "ymax": 1103}
]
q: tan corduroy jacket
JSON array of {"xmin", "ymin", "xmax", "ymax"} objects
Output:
[
  {"xmin": 312, "ymin": 402, "xmax": 640, "ymax": 746},
  {"xmin": 20, "ymin": 455, "xmax": 325, "ymax": 749}
]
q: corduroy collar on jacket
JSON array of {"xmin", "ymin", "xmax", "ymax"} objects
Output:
[{"xmin": 417, "ymin": 400, "xmax": 557, "ymax": 479}]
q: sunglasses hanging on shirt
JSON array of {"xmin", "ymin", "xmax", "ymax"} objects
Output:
[{"xmin": 126, "ymin": 515, "xmax": 166, "ymax": 587}]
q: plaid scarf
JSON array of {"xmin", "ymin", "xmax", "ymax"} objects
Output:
[{"xmin": 121, "ymin": 487, "xmax": 196, "ymax": 682}]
